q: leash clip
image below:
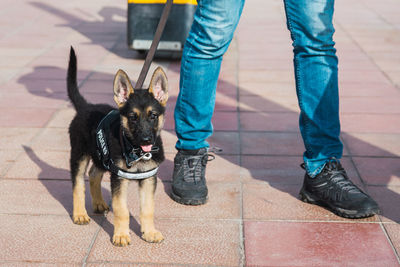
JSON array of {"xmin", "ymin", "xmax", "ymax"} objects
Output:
[{"xmin": 141, "ymin": 152, "xmax": 152, "ymax": 161}]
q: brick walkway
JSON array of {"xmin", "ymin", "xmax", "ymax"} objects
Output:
[{"xmin": 0, "ymin": 0, "xmax": 400, "ymax": 266}]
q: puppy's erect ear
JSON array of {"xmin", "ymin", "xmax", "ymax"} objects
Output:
[
  {"xmin": 149, "ymin": 67, "xmax": 168, "ymax": 107},
  {"xmin": 113, "ymin": 69, "xmax": 134, "ymax": 107}
]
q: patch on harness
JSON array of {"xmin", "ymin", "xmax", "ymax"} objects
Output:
[{"xmin": 96, "ymin": 129, "xmax": 108, "ymax": 156}]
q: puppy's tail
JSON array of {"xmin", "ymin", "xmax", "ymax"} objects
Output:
[{"xmin": 67, "ymin": 47, "xmax": 88, "ymax": 112}]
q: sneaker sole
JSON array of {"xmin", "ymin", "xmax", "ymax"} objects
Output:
[
  {"xmin": 299, "ymin": 188, "xmax": 380, "ymax": 219},
  {"xmin": 170, "ymin": 191, "xmax": 208, "ymax": 206}
]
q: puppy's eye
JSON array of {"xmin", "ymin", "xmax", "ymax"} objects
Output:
[
  {"xmin": 149, "ymin": 112, "xmax": 159, "ymax": 120},
  {"xmin": 128, "ymin": 113, "xmax": 138, "ymax": 121}
]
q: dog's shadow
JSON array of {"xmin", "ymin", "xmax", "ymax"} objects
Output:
[{"xmin": 22, "ymin": 145, "xmax": 143, "ymax": 241}]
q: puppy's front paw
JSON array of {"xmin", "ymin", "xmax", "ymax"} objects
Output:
[
  {"xmin": 93, "ymin": 201, "xmax": 109, "ymax": 214},
  {"xmin": 113, "ymin": 234, "xmax": 131, "ymax": 247},
  {"xmin": 142, "ymin": 230, "xmax": 164, "ymax": 243},
  {"xmin": 73, "ymin": 213, "xmax": 90, "ymax": 225}
]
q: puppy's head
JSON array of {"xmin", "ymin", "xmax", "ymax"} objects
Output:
[{"xmin": 113, "ymin": 67, "xmax": 168, "ymax": 152}]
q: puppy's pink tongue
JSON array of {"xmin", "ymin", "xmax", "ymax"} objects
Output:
[{"xmin": 141, "ymin": 145, "xmax": 153, "ymax": 152}]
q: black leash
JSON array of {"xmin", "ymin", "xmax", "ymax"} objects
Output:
[{"xmin": 134, "ymin": 0, "xmax": 173, "ymax": 90}]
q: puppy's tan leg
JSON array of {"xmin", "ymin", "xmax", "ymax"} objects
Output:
[
  {"xmin": 139, "ymin": 176, "xmax": 164, "ymax": 243},
  {"xmin": 112, "ymin": 178, "xmax": 131, "ymax": 246},
  {"xmin": 89, "ymin": 165, "xmax": 109, "ymax": 213},
  {"xmin": 72, "ymin": 156, "xmax": 90, "ymax": 224}
]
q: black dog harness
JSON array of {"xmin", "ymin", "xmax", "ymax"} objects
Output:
[{"xmin": 96, "ymin": 110, "xmax": 159, "ymax": 180}]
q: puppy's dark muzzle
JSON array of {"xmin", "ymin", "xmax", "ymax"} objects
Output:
[{"xmin": 140, "ymin": 136, "xmax": 153, "ymax": 146}]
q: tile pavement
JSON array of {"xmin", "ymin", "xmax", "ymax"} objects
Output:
[{"xmin": 0, "ymin": 0, "xmax": 399, "ymax": 266}]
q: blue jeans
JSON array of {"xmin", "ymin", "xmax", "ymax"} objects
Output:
[{"xmin": 174, "ymin": 0, "xmax": 343, "ymax": 177}]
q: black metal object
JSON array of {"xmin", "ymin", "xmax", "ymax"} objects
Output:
[{"xmin": 127, "ymin": 2, "xmax": 196, "ymax": 54}]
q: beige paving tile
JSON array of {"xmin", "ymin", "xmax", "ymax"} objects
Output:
[
  {"xmin": 0, "ymin": 179, "xmax": 111, "ymax": 216},
  {"xmin": 30, "ymin": 128, "xmax": 70, "ymax": 152},
  {"xmin": 0, "ymin": 128, "xmax": 40, "ymax": 150},
  {"xmin": 87, "ymin": 217, "xmax": 241, "ymax": 266},
  {"xmin": 383, "ymin": 223, "xmax": 400, "ymax": 258},
  {"xmin": 127, "ymin": 181, "xmax": 241, "ymax": 220},
  {"xmin": 5, "ymin": 149, "xmax": 70, "ymax": 179},
  {"xmin": 0, "ymin": 214, "xmax": 100, "ymax": 263},
  {"xmin": 243, "ymin": 183, "xmax": 378, "ymax": 222}
]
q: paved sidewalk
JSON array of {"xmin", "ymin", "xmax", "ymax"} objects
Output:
[{"xmin": 1, "ymin": 0, "xmax": 400, "ymax": 266}]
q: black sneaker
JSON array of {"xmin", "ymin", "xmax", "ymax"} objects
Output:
[
  {"xmin": 299, "ymin": 160, "xmax": 380, "ymax": 218},
  {"xmin": 171, "ymin": 148, "xmax": 214, "ymax": 205}
]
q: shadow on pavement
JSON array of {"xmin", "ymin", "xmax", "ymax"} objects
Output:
[{"xmin": 22, "ymin": 145, "xmax": 143, "ymax": 242}]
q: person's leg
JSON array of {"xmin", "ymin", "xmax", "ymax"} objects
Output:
[
  {"xmin": 284, "ymin": 0, "xmax": 379, "ymax": 218},
  {"xmin": 174, "ymin": 0, "xmax": 245, "ymax": 150},
  {"xmin": 172, "ymin": 0, "xmax": 245, "ymax": 205},
  {"xmin": 283, "ymin": 0, "xmax": 342, "ymax": 177}
]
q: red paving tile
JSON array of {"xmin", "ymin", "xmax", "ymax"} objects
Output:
[
  {"xmin": 339, "ymin": 82, "xmax": 400, "ymax": 97},
  {"xmin": 244, "ymin": 221, "xmax": 398, "ymax": 267},
  {"xmin": 352, "ymin": 157, "xmax": 400, "ymax": 186},
  {"xmin": 341, "ymin": 96, "xmax": 400, "ymax": 114},
  {"xmin": 207, "ymin": 131, "xmax": 241, "ymax": 154},
  {"xmin": 239, "ymin": 95, "xmax": 299, "ymax": 113},
  {"xmin": 339, "ymin": 70, "xmax": 391, "ymax": 84},
  {"xmin": 368, "ymin": 185, "xmax": 400, "ymax": 223},
  {"xmin": 217, "ymin": 78, "xmax": 238, "ymax": 96},
  {"xmin": 239, "ymin": 81, "xmax": 297, "ymax": 97},
  {"xmin": 239, "ymin": 70, "xmax": 295, "ymax": 83},
  {"xmin": 341, "ymin": 114, "xmax": 400, "ymax": 134},
  {"xmin": 212, "ymin": 111, "xmax": 238, "ymax": 131},
  {"xmin": 240, "ymin": 112, "xmax": 299, "ymax": 132},
  {"xmin": 342, "ymin": 132, "xmax": 400, "ymax": 157},
  {"xmin": 214, "ymin": 92, "xmax": 238, "ymax": 111},
  {"xmin": 241, "ymin": 132, "xmax": 304, "ymax": 156}
]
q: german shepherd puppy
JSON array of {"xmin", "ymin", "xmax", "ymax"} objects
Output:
[{"xmin": 67, "ymin": 47, "xmax": 167, "ymax": 246}]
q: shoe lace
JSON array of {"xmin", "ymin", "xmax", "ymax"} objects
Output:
[
  {"xmin": 183, "ymin": 153, "xmax": 215, "ymax": 183},
  {"xmin": 301, "ymin": 159, "xmax": 361, "ymax": 201},
  {"xmin": 323, "ymin": 160, "xmax": 361, "ymax": 201}
]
